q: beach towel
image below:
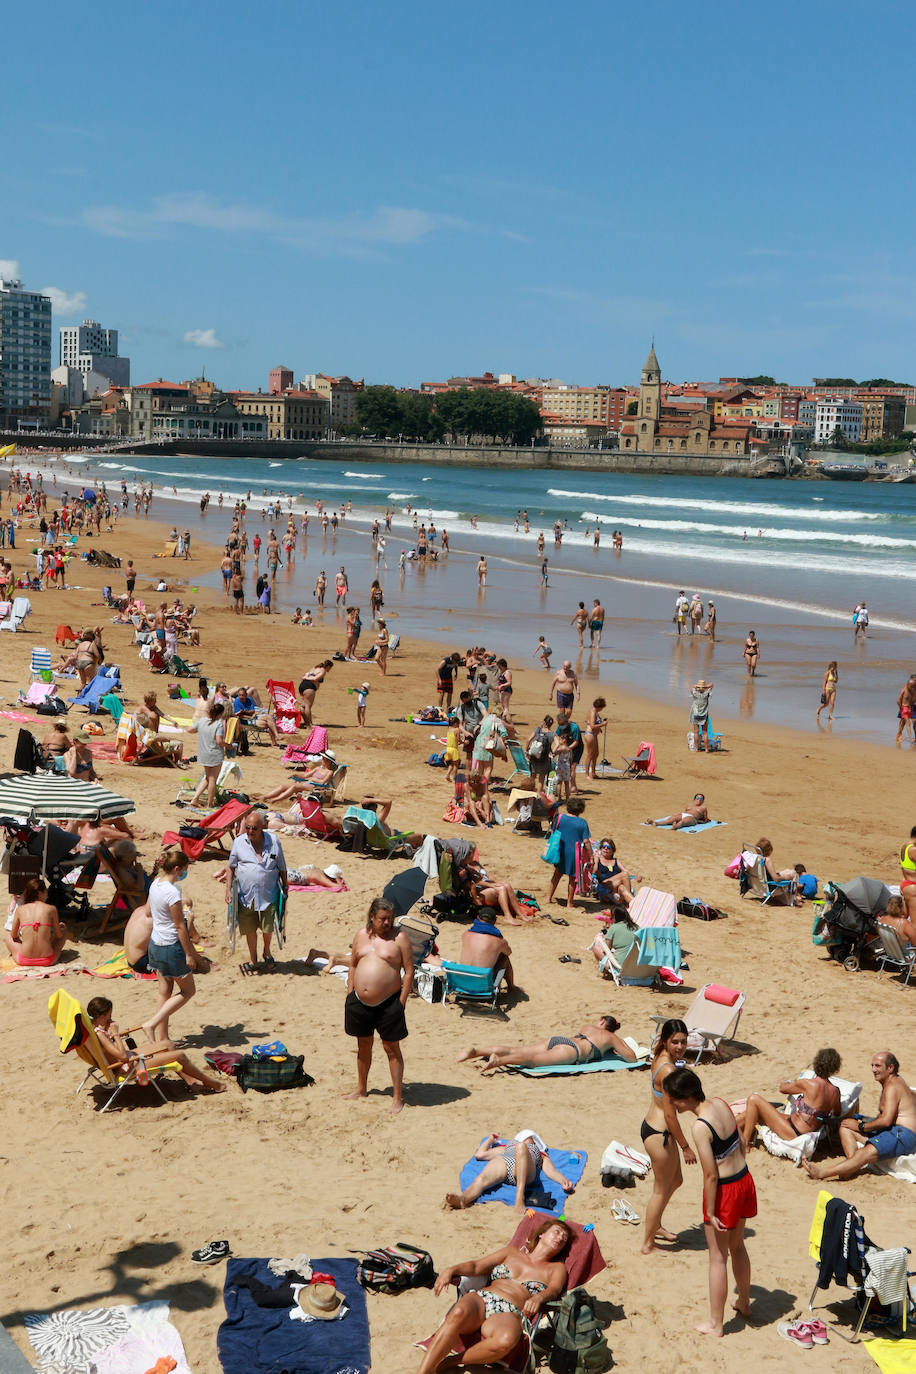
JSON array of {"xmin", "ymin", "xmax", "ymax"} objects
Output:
[
  {"xmin": 300, "ymin": 726, "xmax": 328, "ymax": 755},
  {"xmin": 637, "ymin": 927, "xmax": 681, "ymax": 971},
  {"xmin": 644, "ymin": 818, "xmax": 726, "ymax": 834},
  {"xmin": 458, "ymin": 1138, "xmax": 587, "ymax": 1211},
  {"xmin": 0, "ymin": 709, "xmax": 44, "ymax": 724},
  {"xmin": 87, "ymin": 948, "xmax": 157, "ymax": 980},
  {"xmin": 516, "ymin": 1054, "xmax": 647, "ymax": 1078},
  {"xmin": 865, "ymin": 1338, "xmax": 916, "ymax": 1373},
  {"xmin": 218, "ymin": 1257, "xmax": 369, "ymax": 1374},
  {"xmin": 287, "ymin": 882, "xmax": 348, "ymax": 893},
  {"xmin": 26, "ymin": 1299, "xmax": 191, "ymax": 1374}
]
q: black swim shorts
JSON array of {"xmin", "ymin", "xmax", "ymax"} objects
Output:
[{"xmin": 344, "ymin": 989, "xmax": 408, "ymax": 1041}]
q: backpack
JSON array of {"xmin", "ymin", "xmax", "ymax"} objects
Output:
[
  {"xmin": 677, "ymin": 896, "xmax": 725, "ymax": 921},
  {"xmin": 548, "ymin": 1287, "xmax": 611, "ymax": 1373},
  {"xmin": 528, "ymin": 728, "xmax": 546, "ymax": 760},
  {"xmin": 356, "ymin": 1242, "xmax": 436, "ymax": 1294},
  {"xmin": 235, "ymin": 1052, "xmax": 314, "ymax": 1094}
]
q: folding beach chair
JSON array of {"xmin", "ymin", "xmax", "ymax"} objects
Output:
[
  {"xmin": 396, "ymin": 911, "xmax": 439, "ymax": 964},
  {"xmin": 90, "ymin": 842, "xmax": 149, "ymax": 935},
  {"xmin": 68, "ymin": 673, "xmax": 112, "ymax": 714},
  {"xmin": 48, "ymin": 988, "xmax": 181, "ymax": 1113},
  {"xmin": 875, "ymin": 921, "xmax": 916, "ymax": 986},
  {"xmin": 739, "ymin": 847, "xmax": 797, "ymax": 905},
  {"xmin": 29, "ymin": 646, "xmax": 53, "ymax": 681},
  {"xmin": 167, "ymin": 654, "xmax": 199, "ymax": 678},
  {"xmin": 341, "ymin": 805, "xmax": 413, "ymax": 858},
  {"xmin": 55, "ymin": 624, "xmax": 79, "ymax": 646},
  {"xmin": 621, "ymin": 741, "xmax": 656, "ymax": 777},
  {"xmin": 294, "ymin": 796, "xmax": 344, "ymax": 840},
  {"xmin": 0, "ymin": 597, "xmax": 31, "ymax": 632},
  {"xmin": 162, "ymin": 796, "xmax": 253, "ymax": 861},
  {"xmin": 441, "ymin": 960, "xmax": 507, "ymax": 1012},
  {"xmin": 650, "ymin": 983, "xmax": 746, "ymax": 1062},
  {"xmin": 307, "ymin": 763, "xmax": 348, "ymax": 806},
  {"xmin": 499, "ymin": 739, "xmax": 532, "ymax": 790},
  {"xmin": 266, "ymin": 679, "xmax": 301, "ymax": 733},
  {"xmin": 806, "ymin": 1190, "xmax": 915, "ymax": 1340}
]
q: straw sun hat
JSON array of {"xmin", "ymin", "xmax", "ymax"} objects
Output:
[{"xmin": 297, "ymin": 1281, "xmax": 345, "ymax": 1320}]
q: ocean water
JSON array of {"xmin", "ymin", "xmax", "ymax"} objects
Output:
[{"xmin": 34, "ymin": 451, "xmax": 916, "ymax": 743}]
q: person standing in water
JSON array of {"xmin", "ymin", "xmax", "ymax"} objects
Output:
[{"xmin": 817, "ymin": 662, "xmax": 839, "ymax": 723}]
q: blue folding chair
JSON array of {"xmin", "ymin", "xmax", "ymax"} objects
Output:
[{"xmin": 441, "ymin": 961, "xmax": 507, "ymax": 1012}]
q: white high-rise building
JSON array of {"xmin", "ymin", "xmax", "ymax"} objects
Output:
[
  {"xmin": 815, "ymin": 397, "xmax": 863, "ymax": 444},
  {"xmin": 0, "ymin": 276, "xmax": 52, "ymax": 424},
  {"xmin": 59, "ymin": 318, "xmax": 130, "ymax": 391}
]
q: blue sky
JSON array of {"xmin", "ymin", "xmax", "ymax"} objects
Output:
[{"xmin": 4, "ymin": 0, "xmax": 913, "ymax": 389}]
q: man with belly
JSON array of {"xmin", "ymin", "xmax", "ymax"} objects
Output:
[{"xmin": 344, "ymin": 897, "xmax": 413, "ymax": 1114}]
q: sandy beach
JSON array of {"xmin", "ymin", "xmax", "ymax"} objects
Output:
[{"xmin": 1, "ymin": 483, "xmax": 914, "ymax": 1373}]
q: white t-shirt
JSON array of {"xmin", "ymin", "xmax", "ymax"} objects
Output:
[{"xmin": 150, "ymin": 878, "xmax": 182, "ymax": 946}]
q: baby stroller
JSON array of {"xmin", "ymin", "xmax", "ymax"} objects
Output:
[
  {"xmin": 0, "ymin": 817, "xmax": 93, "ymax": 924},
  {"xmin": 818, "ymin": 876, "xmax": 888, "ymax": 971}
]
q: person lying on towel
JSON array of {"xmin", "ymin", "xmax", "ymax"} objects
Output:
[
  {"xmin": 646, "ymin": 794, "xmax": 709, "ymax": 829},
  {"xmin": 445, "ymin": 1132, "xmax": 573, "ymax": 1213},
  {"xmin": 457, "ymin": 1014, "xmax": 637, "ymax": 1075}
]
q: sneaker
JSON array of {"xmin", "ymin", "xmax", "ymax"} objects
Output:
[
  {"xmin": 795, "ymin": 1321, "xmax": 829, "ymax": 1345},
  {"xmin": 777, "ymin": 1321, "xmax": 814, "ymax": 1349},
  {"xmin": 192, "ymin": 1240, "xmax": 231, "ymax": 1265}
]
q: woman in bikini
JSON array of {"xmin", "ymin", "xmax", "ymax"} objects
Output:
[
  {"xmin": 375, "ymin": 618, "xmax": 389, "ymax": 676},
  {"xmin": 457, "ymin": 1015, "xmax": 636, "ymax": 1075},
  {"xmin": 736, "ymin": 1047, "xmax": 841, "ymax": 1152},
  {"xmin": 640, "ymin": 1020, "xmax": 696, "ymax": 1254},
  {"xmin": 743, "ymin": 630, "xmax": 759, "ymax": 677},
  {"xmin": 75, "ymin": 628, "xmax": 102, "ymax": 687},
  {"xmin": 445, "ymin": 1134, "xmax": 575, "ymax": 1213},
  {"xmin": 3, "ymin": 878, "xmax": 67, "ymax": 966},
  {"xmin": 415, "ymin": 1220, "xmax": 571, "ymax": 1374},
  {"xmin": 581, "ymin": 697, "xmax": 606, "ymax": 779},
  {"xmin": 817, "ymin": 661, "xmax": 838, "ymax": 723},
  {"xmin": 664, "ymin": 1067, "xmax": 756, "ymax": 1337},
  {"xmin": 298, "ymin": 660, "xmax": 333, "ymax": 728},
  {"xmin": 899, "ymin": 825, "xmax": 916, "ymax": 925},
  {"xmin": 87, "ymin": 996, "xmax": 225, "ymax": 1092}
]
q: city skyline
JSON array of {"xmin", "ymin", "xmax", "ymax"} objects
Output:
[{"xmin": 3, "ymin": 0, "xmax": 914, "ymax": 389}]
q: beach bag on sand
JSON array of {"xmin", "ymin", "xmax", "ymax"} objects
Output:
[
  {"xmin": 356, "ymin": 1242, "xmax": 435, "ymax": 1294},
  {"xmin": 236, "ymin": 1053, "xmax": 314, "ymax": 1093},
  {"xmin": 549, "ymin": 1288, "xmax": 611, "ymax": 1373},
  {"xmin": 677, "ymin": 897, "xmax": 725, "ymax": 921}
]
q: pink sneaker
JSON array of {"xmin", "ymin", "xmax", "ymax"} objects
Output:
[
  {"xmin": 795, "ymin": 1321, "xmax": 829, "ymax": 1345},
  {"xmin": 777, "ymin": 1321, "xmax": 814, "ymax": 1349}
]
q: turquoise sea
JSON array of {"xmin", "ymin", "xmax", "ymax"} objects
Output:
[{"xmin": 51, "ymin": 451, "xmax": 916, "ymax": 744}]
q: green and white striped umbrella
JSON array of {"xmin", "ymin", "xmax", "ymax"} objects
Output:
[{"xmin": 0, "ymin": 772, "xmax": 135, "ymax": 821}]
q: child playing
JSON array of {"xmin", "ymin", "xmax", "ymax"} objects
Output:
[
  {"xmin": 444, "ymin": 726, "xmax": 461, "ymax": 782},
  {"xmin": 291, "ymin": 607, "xmax": 303, "ymax": 624},
  {"xmin": 86, "ymin": 996, "xmax": 225, "ymax": 1092},
  {"xmin": 533, "ymin": 636, "xmax": 552, "ymax": 670},
  {"xmin": 551, "ymin": 724, "xmax": 574, "ymax": 802},
  {"xmin": 356, "ymin": 680, "xmax": 370, "ymax": 727},
  {"xmin": 475, "ymin": 672, "xmax": 491, "ymax": 710}
]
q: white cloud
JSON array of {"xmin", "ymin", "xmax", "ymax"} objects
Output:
[
  {"xmin": 82, "ymin": 194, "xmax": 472, "ymax": 255},
  {"xmin": 41, "ymin": 286, "xmax": 88, "ymax": 314},
  {"xmin": 0, "ymin": 259, "xmax": 21, "ymax": 279},
  {"xmin": 183, "ymin": 328, "xmax": 224, "ymax": 349}
]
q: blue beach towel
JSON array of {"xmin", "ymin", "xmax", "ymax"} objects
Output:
[
  {"xmin": 644, "ymin": 818, "xmax": 726, "ymax": 835},
  {"xmin": 218, "ymin": 1257, "xmax": 369, "ymax": 1374},
  {"xmin": 517, "ymin": 1054, "xmax": 647, "ymax": 1078},
  {"xmin": 458, "ymin": 1138, "xmax": 587, "ymax": 1211}
]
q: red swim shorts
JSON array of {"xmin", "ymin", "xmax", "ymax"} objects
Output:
[{"xmin": 703, "ymin": 1167, "xmax": 757, "ymax": 1230}]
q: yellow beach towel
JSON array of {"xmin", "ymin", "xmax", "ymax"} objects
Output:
[{"xmin": 865, "ymin": 1339, "xmax": 916, "ymax": 1373}]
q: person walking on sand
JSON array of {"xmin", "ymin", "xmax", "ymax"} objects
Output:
[
  {"xmin": 571, "ymin": 601, "xmax": 588, "ymax": 648},
  {"xmin": 589, "ymin": 598, "xmax": 605, "ymax": 648},
  {"xmin": 548, "ymin": 660, "xmax": 580, "ymax": 714},
  {"xmin": 226, "ymin": 811, "xmax": 288, "ymax": 973},
  {"xmin": 817, "ymin": 662, "xmax": 839, "ymax": 723},
  {"xmin": 477, "ymin": 555, "xmax": 487, "ymax": 586},
  {"xmin": 344, "ymin": 898, "xmax": 412, "ymax": 1115},
  {"xmin": 664, "ymin": 1067, "xmax": 756, "ymax": 1337},
  {"xmin": 743, "ymin": 630, "xmax": 759, "ymax": 677}
]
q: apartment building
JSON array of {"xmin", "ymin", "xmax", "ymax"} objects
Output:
[
  {"xmin": 539, "ymin": 384, "xmax": 628, "ymax": 433},
  {"xmin": 60, "ymin": 319, "xmax": 130, "ymax": 391},
  {"xmin": 815, "ymin": 398, "xmax": 863, "ymax": 444},
  {"xmin": 0, "ymin": 276, "xmax": 52, "ymax": 426},
  {"xmin": 859, "ymin": 395, "xmax": 906, "ymax": 442},
  {"xmin": 301, "ymin": 374, "xmax": 364, "ymax": 430},
  {"xmin": 233, "ymin": 388, "xmax": 329, "ymax": 440}
]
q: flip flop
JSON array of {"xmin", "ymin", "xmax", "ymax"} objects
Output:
[
  {"xmin": 263, "ymin": 953, "xmax": 276, "ymax": 967},
  {"xmin": 558, "ymin": 955, "xmax": 581, "ymax": 964},
  {"xmin": 548, "ymin": 915, "xmax": 570, "ymax": 927},
  {"xmin": 239, "ymin": 962, "xmax": 257, "ymax": 976}
]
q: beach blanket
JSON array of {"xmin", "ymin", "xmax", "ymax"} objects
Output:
[
  {"xmin": 458, "ymin": 1139, "xmax": 587, "ymax": 1210},
  {"xmin": 287, "ymin": 882, "xmax": 348, "ymax": 893},
  {"xmin": 0, "ymin": 709, "xmax": 44, "ymax": 725},
  {"xmin": 516, "ymin": 1054, "xmax": 647, "ymax": 1078},
  {"xmin": 25, "ymin": 1299, "xmax": 190, "ymax": 1374},
  {"xmin": 1, "ymin": 960, "xmax": 86, "ymax": 983},
  {"xmin": 218, "ymin": 1257, "xmax": 369, "ymax": 1374},
  {"xmin": 86, "ymin": 948, "xmax": 157, "ymax": 981},
  {"xmin": 865, "ymin": 1340, "xmax": 916, "ymax": 1373},
  {"xmin": 644, "ymin": 818, "xmax": 726, "ymax": 834},
  {"xmin": 89, "ymin": 739, "xmax": 121, "ymax": 760}
]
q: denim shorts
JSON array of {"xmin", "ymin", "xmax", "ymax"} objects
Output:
[
  {"xmin": 872, "ymin": 1125, "xmax": 916, "ymax": 1159},
  {"xmin": 147, "ymin": 938, "xmax": 190, "ymax": 978}
]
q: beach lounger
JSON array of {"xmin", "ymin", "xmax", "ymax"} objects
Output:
[
  {"xmin": 0, "ymin": 597, "xmax": 31, "ymax": 632},
  {"xmin": 29, "ymin": 647, "xmax": 53, "ymax": 680},
  {"xmin": 68, "ymin": 673, "xmax": 112, "ymax": 713},
  {"xmin": 48, "ymin": 988, "xmax": 181, "ymax": 1112},
  {"xmin": 55, "ymin": 624, "xmax": 79, "ymax": 645},
  {"xmin": 874, "ymin": 921, "xmax": 916, "ymax": 986},
  {"xmin": 739, "ymin": 848, "xmax": 798, "ymax": 905},
  {"xmin": 651, "ymin": 983, "xmax": 746, "ymax": 1062},
  {"xmin": 441, "ymin": 960, "xmax": 507, "ymax": 1012},
  {"xmin": 341, "ymin": 805, "xmax": 413, "ymax": 858},
  {"xmin": 293, "ymin": 796, "xmax": 343, "ymax": 840},
  {"xmin": 266, "ymin": 679, "xmax": 301, "ymax": 733},
  {"xmin": 162, "ymin": 797, "xmax": 253, "ymax": 861}
]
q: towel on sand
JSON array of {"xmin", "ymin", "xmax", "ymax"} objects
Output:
[
  {"xmin": 218, "ymin": 1257, "xmax": 368, "ymax": 1374},
  {"xmin": 458, "ymin": 1138, "xmax": 586, "ymax": 1210},
  {"xmin": 88, "ymin": 948, "xmax": 157, "ymax": 980},
  {"xmin": 644, "ymin": 818, "xmax": 726, "ymax": 834},
  {"xmin": 516, "ymin": 1053, "xmax": 647, "ymax": 1078},
  {"xmin": 864, "ymin": 1339, "xmax": 916, "ymax": 1373},
  {"xmin": 26, "ymin": 1299, "xmax": 190, "ymax": 1374}
]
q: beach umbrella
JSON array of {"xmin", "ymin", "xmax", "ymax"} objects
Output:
[
  {"xmin": 0, "ymin": 772, "xmax": 135, "ymax": 821},
  {"xmin": 82, "ymin": 488, "xmax": 97, "ymax": 503},
  {"xmin": 382, "ymin": 865, "xmax": 428, "ymax": 917},
  {"xmin": 836, "ymin": 875, "xmax": 891, "ymax": 916}
]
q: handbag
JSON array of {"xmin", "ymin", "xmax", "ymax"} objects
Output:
[{"xmin": 541, "ymin": 828, "xmax": 562, "ymax": 865}]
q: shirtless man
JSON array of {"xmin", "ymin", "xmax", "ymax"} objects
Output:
[
  {"xmin": 804, "ymin": 1051, "xmax": 916, "ymax": 1180},
  {"xmin": 548, "ymin": 660, "xmax": 580, "ymax": 713},
  {"xmin": 458, "ymin": 916, "xmax": 517, "ymax": 993},
  {"xmin": 344, "ymin": 897, "xmax": 413, "ymax": 1114},
  {"xmin": 589, "ymin": 598, "xmax": 605, "ymax": 648},
  {"xmin": 646, "ymin": 794, "xmax": 709, "ymax": 829},
  {"xmin": 335, "ymin": 566, "xmax": 348, "ymax": 606},
  {"xmin": 123, "ymin": 901, "xmax": 154, "ymax": 974},
  {"xmin": 570, "ymin": 601, "xmax": 588, "ymax": 648}
]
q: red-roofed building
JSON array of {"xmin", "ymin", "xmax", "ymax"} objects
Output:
[
  {"xmin": 233, "ymin": 387, "xmax": 329, "ymax": 439},
  {"xmin": 619, "ymin": 346, "xmax": 752, "ymax": 457}
]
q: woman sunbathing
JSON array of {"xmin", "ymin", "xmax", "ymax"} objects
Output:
[
  {"xmin": 415, "ymin": 1220, "xmax": 571, "ymax": 1374},
  {"xmin": 445, "ymin": 1132, "xmax": 574, "ymax": 1213},
  {"xmin": 86, "ymin": 996, "xmax": 225, "ymax": 1092},
  {"xmin": 4, "ymin": 879, "xmax": 67, "ymax": 967},
  {"xmin": 737, "ymin": 1047, "xmax": 842, "ymax": 1152},
  {"xmin": 457, "ymin": 1015, "xmax": 637, "ymax": 1074}
]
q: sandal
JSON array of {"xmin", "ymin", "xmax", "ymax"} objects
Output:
[
  {"xmin": 558, "ymin": 955, "xmax": 581, "ymax": 964},
  {"xmin": 263, "ymin": 953, "xmax": 276, "ymax": 967},
  {"xmin": 620, "ymin": 1201, "xmax": 640, "ymax": 1224},
  {"xmin": 239, "ymin": 962, "xmax": 257, "ymax": 976},
  {"xmin": 548, "ymin": 915, "xmax": 570, "ymax": 927},
  {"xmin": 611, "ymin": 1200, "xmax": 628, "ymax": 1224}
]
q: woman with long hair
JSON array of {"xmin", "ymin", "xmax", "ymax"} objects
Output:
[
  {"xmin": 743, "ymin": 630, "xmax": 759, "ymax": 677},
  {"xmin": 581, "ymin": 697, "xmax": 606, "ymax": 779},
  {"xmin": 640, "ymin": 1020, "xmax": 696, "ymax": 1254},
  {"xmin": 816, "ymin": 662, "xmax": 838, "ymax": 723}
]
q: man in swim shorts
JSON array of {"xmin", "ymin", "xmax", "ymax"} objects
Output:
[
  {"xmin": 804, "ymin": 1050, "xmax": 916, "ymax": 1180},
  {"xmin": 548, "ymin": 660, "xmax": 580, "ymax": 713},
  {"xmin": 589, "ymin": 598, "xmax": 605, "ymax": 647},
  {"xmin": 344, "ymin": 897, "xmax": 413, "ymax": 1114}
]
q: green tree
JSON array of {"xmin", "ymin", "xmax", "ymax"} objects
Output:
[
  {"xmin": 828, "ymin": 425, "xmax": 848, "ymax": 451},
  {"xmin": 745, "ymin": 375, "xmax": 775, "ymax": 385},
  {"xmin": 860, "ymin": 378, "xmax": 911, "ymax": 389},
  {"xmin": 354, "ymin": 385, "xmax": 405, "ymax": 436}
]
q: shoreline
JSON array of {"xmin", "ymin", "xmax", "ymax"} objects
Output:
[{"xmin": 0, "ymin": 485, "xmax": 915, "ymax": 1373}]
